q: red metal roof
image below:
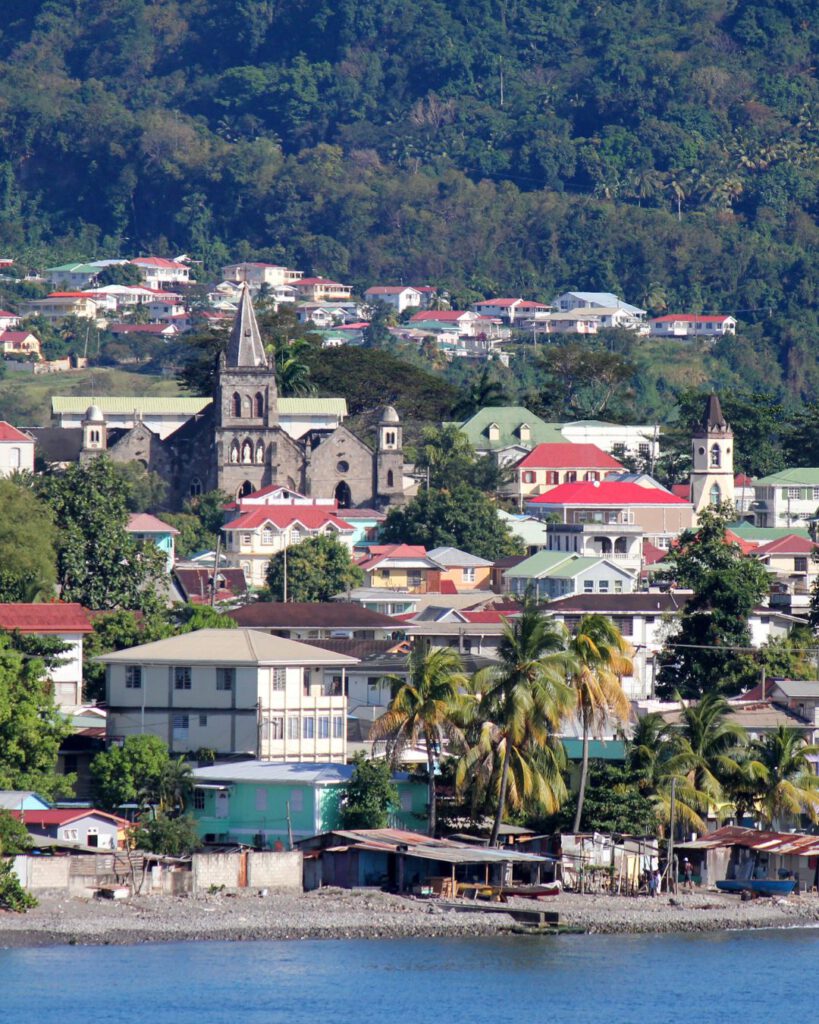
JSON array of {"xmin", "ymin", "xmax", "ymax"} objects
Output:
[
  {"xmin": 0, "ymin": 602, "xmax": 92, "ymax": 633},
  {"xmin": 516, "ymin": 443, "xmax": 624, "ymax": 470},
  {"xmin": 131, "ymin": 257, "xmax": 186, "ymax": 269},
  {"xmin": 223, "ymin": 507, "xmax": 353, "ymax": 532},
  {"xmin": 0, "ymin": 331, "xmax": 37, "ymax": 342},
  {"xmin": 358, "ymin": 544, "xmax": 434, "ymax": 570},
  {"xmin": 0, "ymin": 310, "xmax": 19, "ymax": 317},
  {"xmin": 670, "ymin": 483, "xmax": 691, "ymax": 500},
  {"xmin": 754, "ymin": 534, "xmax": 817, "ymax": 556},
  {"xmin": 409, "ymin": 310, "xmax": 473, "ymax": 322},
  {"xmin": 529, "ymin": 481, "xmax": 689, "ymax": 506},
  {"xmin": 13, "ymin": 809, "xmax": 130, "ymax": 827},
  {"xmin": 46, "ymin": 292, "xmax": 98, "ymax": 298},
  {"xmin": 734, "ymin": 473, "xmax": 754, "ymax": 486},
  {"xmin": 460, "ymin": 610, "xmax": 512, "ymax": 623},
  {"xmin": 0, "ymin": 420, "xmax": 32, "ymax": 442}
]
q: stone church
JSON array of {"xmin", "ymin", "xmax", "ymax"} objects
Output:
[{"xmin": 76, "ymin": 284, "xmax": 407, "ymax": 510}]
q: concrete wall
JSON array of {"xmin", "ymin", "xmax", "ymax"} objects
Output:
[
  {"xmin": 192, "ymin": 851, "xmax": 242, "ymax": 892},
  {"xmin": 247, "ymin": 851, "xmax": 302, "ymax": 891},
  {"xmin": 12, "ymin": 855, "xmax": 71, "ymax": 890}
]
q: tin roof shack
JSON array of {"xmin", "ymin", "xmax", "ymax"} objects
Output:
[
  {"xmin": 297, "ymin": 828, "xmax": 549, "ymax": 894},
  {"xmin": 559, "ymin": 832, "xmax": 658, "ymax": 894},
  {"xmin": 677, "ymin": 826, "xmax": 819, "ymax": 892}
]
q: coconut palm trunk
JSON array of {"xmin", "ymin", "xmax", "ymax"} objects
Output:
[
  {"xmin": 573, "ymin": 712, "xmax": 590, "ymax": 833},
  {"xmin": 489, "ymin": 740, "xmax": 513, "ymax": 847},
  {"xmin": 426, "ymin": 734, "xmax": 437, "ymax": 836}
]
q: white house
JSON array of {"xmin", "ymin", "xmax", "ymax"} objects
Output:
[
  {"xmin": 560, "ymin": 420, "xmax": 661, "ymax": 465},
  {"xmin": 552, "ymin": 291, "xmax": 646, "ymax": 318},
  {"xmin": 751, "ymin": 469, "xmax": 819, "ymax": 528},
  {"xmin": 221, "ymin": 263, "xmax": 304, "ymax": 289},
  {"xmin": 0, "ymin": 310, "xmax": 21, "ymax": 331},
  {"xmin": 502, "ymin": 551, "xmax": 636, "ymax": 600},
  {"xmin": 472, "ymin": 298, "xmax": 552, "ymax": 324},
  {"xmin": 101, "ymin": 628, "xmax": 357, "ymax": 760},
  {"xmin": 364, "ymin": 286, "xmax": 423, "ymax": 313},
  {"xmin": 0, "ymin": 421, "xmax": 35, "ymax": 475},
  {"xmin": 130, "ymin": 257, "xmax": 191, "ymax": 289},
  {"xmin": 0, "ymin": 603, "xmax": 93, "ymax": 709},
  {"xmin": 649, "ymin": 314, "xmax": 737, "ymax": 339}
]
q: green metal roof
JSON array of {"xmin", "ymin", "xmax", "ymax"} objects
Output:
[
  {"xmin": 52, "ymin": 396, "xmax": 347, "ymax": 416},
  {"xmin": 458, "ymin": 406, "xmax": 565, "ymax": 450},
  {"xmin": 754, "ymin": 468, "xmax": 819, "ymax": 486},
  {"xmin": 46, "ymin": 263, "xmax": 103, "ymax": 274},
  {"xmin": 52, "ymin": 396, "xmax": 212, "ymax": 415},
  {"xmin": 508, "ymin": 550, "xmax": 629, "ymax": 579},
  {"xmin": 728, "ymin": 521, "xmax": 811, "ymax": 540}
]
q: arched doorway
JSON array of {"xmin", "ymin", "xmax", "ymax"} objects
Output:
[
  {"xmin": 238, "ymin": 480, "xmax": 254, "ymax": 500},
  {"xmin": 335, "ymin": 481, "xmax": 352, "ymax": 508}
]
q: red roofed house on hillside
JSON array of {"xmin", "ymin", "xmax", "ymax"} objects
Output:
[
  {"xmin": 505, "ymin": 442, "xmax": 625, "ymax": 505},
  {"xmin": 0, "ymin": 330, "xmax": 41, "ymax": 359},
  {"xmin": 173, "ymin": 566, "xmax": 249, "ymax": 606},
  {"xmin": 293, "ymin": 277, "xmax": 354, "ymax": 302},
  {"xmin": 752, "ymin": 533, "xmax": 819, "ymax": 612},
  {"xmin": 0, "ymin": 420, "xmax": 35, "ymax": 476},
  {"xmin": 130, "ymin": 256, "xmax": 191, "ymax": 289},
  {"xmin": 0, "ymin": 309, "xmax": 21, "ymax": 331},
  {"xmin": 472, "ymin": 297, "xmax": 552, "ymax": 324},
  {"xmin": 0, "ymin": 603, "xmax": 92, "ymax": 710},
  {"xmin": 363, "ymin": 286, "xmax": 423, "ymax": 313},
  {"xmin": 649, "ymin": 314, "xmax": 737, "ymax": 339},
  {"xmin": 527, "ymin": 480, "xmax": 695, "ymax": 551},
  {"xmin": 222, "ymin": 506, "xmax": 356, "ymax": 588}
]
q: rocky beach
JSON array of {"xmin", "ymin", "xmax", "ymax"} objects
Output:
[{"xmin": 2, "ymin": 887, "xmax": 819, "ymax": 947}]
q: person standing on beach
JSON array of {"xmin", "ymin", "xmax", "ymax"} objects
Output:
[{"xmin": 683, "ymin": 858, "xmax": 694, "ymax": 891}]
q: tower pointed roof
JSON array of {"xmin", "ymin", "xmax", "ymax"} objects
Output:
[
  {"xmin": 226, "ymin": 283, "xmax": 267, "ymax": 367},
  {"xmin": 695, "ymin": 393, "xmax": 732, "ymax": 436}
]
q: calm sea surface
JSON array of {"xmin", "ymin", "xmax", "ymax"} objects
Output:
[{"xmin": 1, "ymin": 929, "xmax": 815, "ymax": 1024}]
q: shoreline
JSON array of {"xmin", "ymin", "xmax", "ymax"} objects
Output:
[{"xmin": 3, "ymin": 888, "xmax": 819, "ymax": 948}]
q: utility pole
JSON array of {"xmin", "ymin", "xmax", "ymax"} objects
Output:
[
  {"xmin": 286, "ymin": 800, "xmax": 294, "ymax": 850},
  {"xmin": 667, "ymin": 776, "xmax": 676, "ymax": 895},
  {"xmin": 210, "ymin": 533, "xmax": 222, "ymax": 607},
  {"xmin": 283, "ymin": 543, "xmax": 288, "ymax": 602}
]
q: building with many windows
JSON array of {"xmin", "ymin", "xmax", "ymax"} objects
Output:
[{"xmin": 100, "ymin": 629, "xmax": 357, "ymax": 761}]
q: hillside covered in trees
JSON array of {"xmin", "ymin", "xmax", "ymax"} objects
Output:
[{"xmin": 0, "ymin": 0, "xmax": 817, "ymax": 400}]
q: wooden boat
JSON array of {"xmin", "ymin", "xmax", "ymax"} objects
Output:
[
  {"xmin": 500, "ymin": 882, "xmax": 562, "ymax": 900},
  {"xmin": 716, "ymin": 878, "xmax": 796, "ymax": 896}
]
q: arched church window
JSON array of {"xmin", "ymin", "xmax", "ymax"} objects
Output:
[
  {"xmin": 255, "ymin": 392, "xmax": 264, "ymax": 418},
  {"xmin": 189, "ymin": 477, "xmax": 203, "ymax": 497},
  {"xmin": 232, "ymin": 392, "xmax": 242, "ymax": 418},
  {"xmin": 387, "ymin": 470, "xmax": 394, "ymax": 488},
  {"xmin": 335, "ymin": 481, "xmax": 352, "ymax": 509},
  {"xmin": 710, "ymin": 444, "xmax": 721, "ymax": 468},
  {"xmin": 243, "ymin": 395, "xmax": 253, "ymax": 418},
  {"xmin": 239, "ymin": 480, "xmax": 253, "ymax": 498},
  {"xmin": 230, "ymin": 442, "xmax": 240, "ymax": 464},
  {"xmin": 242, "ymin": 440, "xmax": 253, "ymax": 464},
  {"xmin": 256, "ymin": 441, "xmax": 265, "ymax": 464},
  {"xmin": 710, "ymin": 483, "xmax": 721, "ymax": 505}
]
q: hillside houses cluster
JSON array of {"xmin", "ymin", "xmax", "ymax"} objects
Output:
[{"xmin": 0, "ymin": 253, "xmax": 738, "ymax": 372}]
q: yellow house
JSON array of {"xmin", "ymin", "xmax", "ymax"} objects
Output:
[{"xmin": 359, "ymin": 545, "xmax": 443, "ymax": 594}]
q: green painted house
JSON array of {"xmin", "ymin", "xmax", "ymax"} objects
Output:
[{"xmin": 190, "ymin": 761, "xmax": 428, "ymax": 846}]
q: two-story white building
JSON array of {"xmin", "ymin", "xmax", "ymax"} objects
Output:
[
  {"xmin": 222, "ymin": 262, "xmax": 304, "ymax": 290},
  {"xmin": 0, "ymin": 421, "xmax": 35, "ymax": 476},
  {"xmin": 364, "ymin": 286, "xmax": 424, "ymax": 313},
  {"xmin": 751, "ymin": 469, "xmax": 819, "ymax": 528},
  {"xmin": 649, "ymin": 314, "xmax": 737, "ymax": 339},
  {"xmin": 0, "ymin": 603, "xmax": 93, "ymax": 709},
  {"xmin": 130, "ymin": 256, "xmax": 191, "ymax": 289},
  {"xmin": 101, "ymin": 628, "xmax": 357, "ymax": 760}
]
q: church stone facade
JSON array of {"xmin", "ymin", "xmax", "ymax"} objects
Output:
[{"xmin": 81, "ymin": 285, "xmax": 406, "ymax": 511}]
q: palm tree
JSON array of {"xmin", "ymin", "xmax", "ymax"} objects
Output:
[
  {"xmin": 569, "ymin": 615, "xmax": 632, "ymax": 833},
  {"xmin": 141, "ymin": 756, "xmax": 193, "ymax": 817},
  {"xmin": 452, "ymin": 365, "xmax": 508, "ymax": 420},
  {"xmin": 664, "ymin": 692, "xmax": 746, "ymax": 829},
  {"xmin": 460, "ymin": 602, "xmax": 573, "ymax": 845},
  {"xmin": 627, "ymin": 712, "xmax": 672, "ymax": 793},
  {"xmin": 370, "ymin": 644, "xmax": 467, "ymax": 835},
  {"xmin": 274, "ymin": 337, "xmax": 314, "ymax": 396},
  {"xmin": 747, "ymin": 727, "xmax": 819, "ymax": 829}
]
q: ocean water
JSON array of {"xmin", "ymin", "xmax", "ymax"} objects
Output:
[{"xmin": 0, "ymin": 929, "xmax": 815, "ymax": 1024}]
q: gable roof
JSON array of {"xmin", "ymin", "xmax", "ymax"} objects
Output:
[
  {"xmin": 528, "ymin": 481, "xmax": 690, "ymax": 506},
  {"xmin": 131, "ymin": 256, "xmax": 186, "ymax": 269},
  {"xmin": 0, "ymin": 421, "xmax": 32, "ymax": 443},
  {"xmin": 97, "ymin": 628, "xmax": 360, "ymax": 666},
  {"xmin": 222, "ymin": 507, "xmax": 354, "ymax": 533},
  {"xmin": 14, "ymin": 809, "xmax": 130, "ymax": 828},
  {"xmin": 516, "ymin": 443, "xmax": 624, "ymax": 470},
  {"xmin": 505, "ymin": 551, "xmax": 632, "ymax": 580},
  {"xmin": 754, "ymin": 534, "xmax": 818, "ymax": 556},
  {"xmin": 0, "ymin": 603, "xmax": 92, "ymax": 634},
  {"xmin": 173, "ymin": 567, "xmax": 248, "ymax": 604},
  {"xmin": 458, "ymin": 406, "xmax": 565, "ymax": 450},
  {"xmin": 127, "ymin": 512, "xmax": 180, "ymax": 535},
  {"xmin": 409, "ymin": 309, "xmax": 476, "ymax": 322},
  {"xmin": 192, "ymin": 761, "xmax": 355, "ymax": 786},
  {"xmin": 755, "ymin": 468, "xmax": 819, "ymax": 486},
  {"xmin": 364, "ymin": 286, "xmax": 419, "ymax": 295},
  {"xmin": 557, "ymin": 292, "xmax": 645, "ymax": 315},
  {"xmin": 359, "ymin": 544, "xmax": 441, "ymax": 571},
  {"xmin": 651, "ymin": 313, "xmax": 733, "ymax": 323},
  {"xmin": 426, "ymin": 546, "xmax": 494, "ymax": 568},
  {"xmin": 545, "ymin": 592, "xmax": 691, "ymax": 614}
]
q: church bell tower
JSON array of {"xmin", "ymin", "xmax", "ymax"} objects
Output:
[{"xmin": 690, "ymin": 393, "xmax": 735, "ymax": 514}]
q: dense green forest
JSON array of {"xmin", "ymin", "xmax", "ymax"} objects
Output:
[{"xmin": 0, "ymin": 0, "xmax": 817, "ymax": 403}]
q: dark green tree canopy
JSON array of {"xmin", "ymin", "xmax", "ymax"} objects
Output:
[
  {"xmin": 339, "ymin": 753, "xmax": 399, "ymax": 830},
  {"xmin": 0, "ymin": 479, "xmax": 57, "ymax": 602},
  {"xmin": 656, "ymin": 505, "xmax": 771, "ymax": 699},
  {"xmin": 266, "ymin": 534, "xmax": 364, "ymax": 602},
  {"xmin": 381, "ymin": 484, "xmax": 522, "ymax": 562}
]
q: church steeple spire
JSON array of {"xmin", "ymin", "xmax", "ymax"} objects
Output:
[{"xmin": 226, "ymin": 283, "xmax": 267, "ymax": 367}]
